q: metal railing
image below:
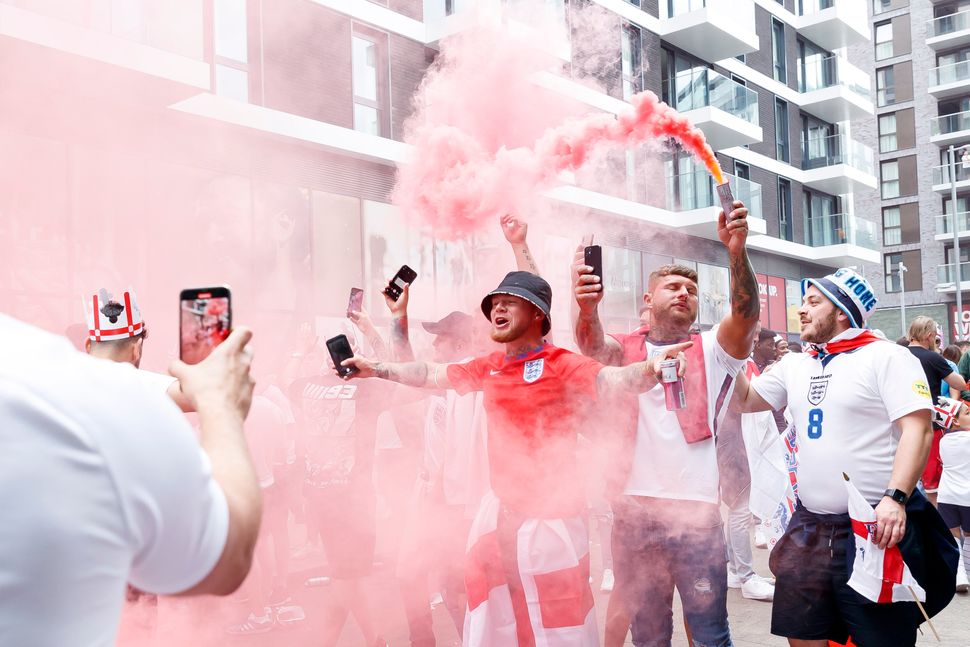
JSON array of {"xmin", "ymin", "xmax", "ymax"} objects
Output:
[
  {"xmin": 929, "ymin": 10, "xmax": 970, "ymax": 38},
  {"xmin": 801, "ymin": 134, "xmax": 874, "ymax": 175},
  {"xmin": 933, "ymin": 163, "xmax": 970, "ymax": 185},
  {"xmin": 798, "ymin": 54, "xmax": 871, "ymax": 101},
  {"xmin": 805, "ymin": 213, "xmax": 878, "ymax": 249},
  {"xmin": 938, "ymin": 262, "xmax": 970, "ymax": 285},
  {"xmin": 661, "ymin": 67, "xmax": 759, "ymax": 124},
  {"xmin": 665, "ymin": 171, "xmax": 762, "ymax": 220},
  {"xmin": 937, "ymin": 211, "xmax": 970, "ymax": 235},
  {"xmin": 932, "ymin": 109, "xmax": 970, "ymax": 137},
  {"xmin": 930, "ymin": 60, "xmax": 970, "ymax": 87}
]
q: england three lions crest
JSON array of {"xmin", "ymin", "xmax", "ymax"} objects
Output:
[
  {"xmin": 807, "ymin": 377, "xmax": 829, "ymax": 405},
  {"xmin": 523, "ymin": 358, "xmax": 544, "ymax": 383}
]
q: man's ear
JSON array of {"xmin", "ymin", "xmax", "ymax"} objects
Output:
[
  {"xmin": 131, "ymin": 336, "xmax": 145, "ymax": 366},
  {"xmin": 84, "ymin": 338, "xmax": 92, "ymax": 354}
]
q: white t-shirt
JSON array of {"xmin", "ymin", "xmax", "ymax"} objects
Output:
[
  {"xmin": 939, "ymin": 431, "xmax": 970, "ymax": 507},
  {"xmin": 624, "ymin": 329, "xmax": 746, "ymax": 503},
  {"xmin": 0, "ymin": 315, "xmax": 229, "ymax": 647},
  {"xmin": 751, "ymin": 331, "xmax": 933, "ymax": 514}
]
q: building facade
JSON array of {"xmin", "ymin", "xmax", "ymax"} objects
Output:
[
  {"xmin": 852, "ymin": 0, "xmax": 970, "ymax": 342},
  {"xmin": 0, "ymin": 0, "xmax": 875, "ymax": 362}
]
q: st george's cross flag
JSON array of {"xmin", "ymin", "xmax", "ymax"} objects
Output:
[
  {"xmin": 463, "ymin": 492, "xmax": 598, "ymax": 647},
  {"xmin": 844, "ymin": 474, "xmax": 926, "ymax": 604}
]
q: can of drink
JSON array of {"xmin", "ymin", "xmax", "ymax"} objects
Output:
[
  {"xmin": 716, "ymin": 182, "xmax": 735, "ymax": 219},
  {"xmin": 659, "ymin": 358, "xmax": 686, "ymax": 411}
]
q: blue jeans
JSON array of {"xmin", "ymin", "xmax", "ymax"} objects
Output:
[{"xmin": 612, "ymin": 497, "xmax": 733, "ymax": 647}]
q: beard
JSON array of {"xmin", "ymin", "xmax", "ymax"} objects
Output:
[
  {"xmin": 800, "ymin": 309, "xmax": 839, "ymax": 344},
  {"xmin": 490, "ymin": 319, "xmax": 530, "ymax": 344}
]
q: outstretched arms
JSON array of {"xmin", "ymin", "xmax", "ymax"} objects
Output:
[{"xmin": 340, "ymin": 355, "xmax": 453, "ymax": 390}]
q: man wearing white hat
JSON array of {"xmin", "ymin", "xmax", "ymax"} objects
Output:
[
  {"xmin": 732, "ymin": 268, "xmax": 944, "ymax": 646},
  {"xmin": 84, "ymin": 288, "xmax": 191, "ymax": 410}
]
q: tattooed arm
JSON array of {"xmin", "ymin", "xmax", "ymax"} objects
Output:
[
  {"xmin": 381, "ymin": 281, "xmax": 415, "ymax": 362},
  {"xmin": 340, "ymin": 356, "xmax": 452, "ymax": 389},
  {"xmin": 347, "ymin": 308, "xmax": 390, "ymax": 361},
  {"xmin": 500, "ymin": 214, "xmax": 542, "ymax": 276},
  {"xmin": 571, "ymin": 244, "xmax": 624, "ymax": 365},
  {"xmin": 716, "ymin": 201, "xmax": 760, "ymax": 360},
  {"xmin": 595, "ymin": 341, "xmax": 691, "ymax": 396}
]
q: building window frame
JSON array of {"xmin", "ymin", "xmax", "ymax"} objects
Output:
[
  {"xmin": 778, "ymin": 177, "xmax": 793, "ymax": 242},
  {"xmin": 884, "ymin": 252, "xmax": 902, "ymax": 293},
  {"xmin": 775, "ymin": 98, "xmax": 790, "ymax": 163},
  {"xmin": 881, "ymin": 160, "xmax": 900, "ymax": 198},
  {"xmin": 772, "ymin": 18, "xmax": 787, "ymax": 84},
  {"xmin": 874, "ymin": 20, "xmax": 893, "ymax": 60},
  {"xmin": 882, "ymin": 206, "xmax": 902, "ymax": 245},
  {"xmin": 351, "ymin": 27, "xmax": 388, "ymax": 137},
  {"xmin": 209, "ymin": 0, "xmax": 252, "ymax": 103},
  {"xmin": 621, "ymin": 23, "xmax": 643, "ymax": 101},
  {"xmin": 876, "ymin": 66, "xmax": 895, "ymax": 107},
  {"xmin": 878, "ymin": 113, "xmax": 898, "ymax": 152}
]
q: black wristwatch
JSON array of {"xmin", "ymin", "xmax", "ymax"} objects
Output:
[{"xmin": 883, "ymin": 488, "xmax": 909, "ymax": 505}]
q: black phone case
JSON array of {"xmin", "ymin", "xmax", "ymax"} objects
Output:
[
  {"xmin": 326, "ymin": 335, "xmax": 358, "ymax": 376},
  {"xmin": 584, "ymin": 246, "xmax": 603, "ymax": 283},
  {"xmin": 383, "ymin": 265, "xmax": 417, "ymax": 302}
]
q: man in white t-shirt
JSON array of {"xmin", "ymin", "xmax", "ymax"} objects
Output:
[
  {"xmin": 0, "ymin": 314, "xmax": 261, "ymax": 647},
  {"xmin": 573, "ymin": 200, "xmax": 759, "ymax": 647},
  {"xmin": 732, "ymin": 268, "xmax": 936, "ymax": 646}
]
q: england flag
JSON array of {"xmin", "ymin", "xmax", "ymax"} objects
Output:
[{"xmin": 844, "ymin": 474, "xmax": 926, "ymax": 604}]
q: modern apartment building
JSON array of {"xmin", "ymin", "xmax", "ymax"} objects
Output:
[
  {"xmin": 852, "ymin": 0, "xmax": 970, "ymax": 341},
  {"xmin": 0, "ymin": 0, "xmax": 876, "ymax": 359}
]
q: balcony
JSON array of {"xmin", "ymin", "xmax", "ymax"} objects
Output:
[
  {"xmin": 660, "ymin": 0, "xmax": 759, "ymax": 63},
  {"xmin": 929, "ymin": 60, "xmax": 970, "ymax": 99},
  {"xmin": 937, "ymin": 262, "xmax": 970, "ymax": 293},
  {"xmin": 800, "ymin": 134, "xmax": 877, "ymax": 195},
  {"xmin": 931, "ymin": 109, "xmax": 970, "ymax": 146},
  {"xmin": 936, "ymin": 211, "xmax": 970, "ymax": 242},
  {"xmin": 932, "ymin": 163, "xmax": 970, "ymax": 193},
  {"xmin": 797, "ymin": 0, "xmax": 869, "ymax": 52},
  {"xmin": 664, "ymin": 171, "xmax": 767, "ymax": 239},
  {"xmin": 662, "ymin": 68, "xmax": 762, "ymax": 150},
  {"xmin": 798, "ymin": 55, "xmax": 873, "ymax": 122},
  {"xmin": 928, "ymin": 10, "xmax": 970, "ymax": 51}
]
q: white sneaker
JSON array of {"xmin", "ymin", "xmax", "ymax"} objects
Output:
[
  {"xmin": 754, "ymin": 527, "xmax": 768, "ymax": 549},
  {"xmin": 727, "ymin": 570, "xmax": 742, "ymax": 589},
  {"xmin": 600, "ymin": 569, "xmax": 614, "ymax": 592},
  {"xmin": 740, "ymin": 575, "xmax": 775, "ymax": 601},
  {"xmin": 957, "ymin": 565, "xmax": 969, "ymax": 593}
]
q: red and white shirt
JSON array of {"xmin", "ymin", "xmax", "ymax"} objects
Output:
[{"xmin": 447, "ymin": 345, "xmax": 602, "ymax": 519}]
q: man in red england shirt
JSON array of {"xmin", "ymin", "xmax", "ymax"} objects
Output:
[{"xmin": 342, "ymin": 270, "xmax": 689, "ymax": 647}]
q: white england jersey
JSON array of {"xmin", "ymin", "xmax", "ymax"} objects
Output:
[{"xmin": 751, "ymin": 332, "xmax": 932, "ymax": 514}]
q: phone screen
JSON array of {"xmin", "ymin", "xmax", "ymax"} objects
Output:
[
  {"xmin": 180, "ymin": 290, "xmax": 231, "ymax": 365},
  {"xmin": 348, "ymin": 288, "xmax": 364, "ymax": 315}
]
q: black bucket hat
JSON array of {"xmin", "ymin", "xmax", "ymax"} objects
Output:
[{"xmin": 480, "ymin": 271, "xmax": 552, "ymax": 336}]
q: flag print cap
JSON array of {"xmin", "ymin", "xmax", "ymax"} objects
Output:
[
  {"xmin": 84, "ymin": 288, "xmax": 145, "ymax": 342},
  {"xmin": 802, "ymin": 268, "xmax": 877, "ymax": 329}
]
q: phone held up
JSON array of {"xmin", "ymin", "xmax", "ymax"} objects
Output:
[
  {"xmin": 584, "ymin": 245, "xmax": 603, "ymax": 285},
  {"xmin": 326, "ymin": 334, "xmax": 358, "ymax": 377},
  {"xmin": 382, "ymin": 265, "xmax": 417, "ymax": 302},
  {"xmin": 179, "ymin": 286, "xmax": 232, "ymax": 365},
  {"xmin": 347, "ymin": 287, "xmax": 364, "ymax": 316}
]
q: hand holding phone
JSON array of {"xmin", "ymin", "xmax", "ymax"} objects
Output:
[
  {"xmin": 382, "ymin": 265, "xmax": 417, "ymax": 302},
  {"xmin": 326, "ymin": 334, "xmax": 358, "ymax": 377},
  {"xmin": 180, "ymin": 286, "xmax": 232, "ymax": 365}
]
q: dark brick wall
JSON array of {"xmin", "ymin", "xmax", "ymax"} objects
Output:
[
  {"xmin": 640, "ymin": 0, "xmax": 659, "ymax": 18},
  {"xmin": 262, "ymin": 2, "xmax": 353, "ymax": 129},
  {"xmin": 389, "ymin": 35, "xmax": 431, "ymax": 140},
  {"xmin": 388, "ymin": 0, "xmax": 422, "ymax": 20}
]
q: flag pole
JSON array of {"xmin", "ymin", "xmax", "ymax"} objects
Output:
[{"xmin": 907, "ymin": 585, "xmax": 939, "ymax": 642}]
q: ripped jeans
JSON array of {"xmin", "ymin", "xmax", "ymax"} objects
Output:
[{"xmin": 612, "ymin": 496, "xmax": 733, "ymax": 647}]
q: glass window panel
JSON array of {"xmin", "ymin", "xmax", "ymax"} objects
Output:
[
  {"xmin": 354, "ymin": 104, "xmax": 380, "ymax": 135},
  {"xmin": 214, "ymin": 0, "xmax": 248, "ymax": 63},
  {"xmin": 772, "ymin": 19, "xmax": 787, "ymax": 83},
  {"xmin": 352, "ymin": 36, "xmax": 379, "ymax": 102},
  {"xmin": 883, "ymin": 206, "xmax": 901, "ymax": 227},
  {"xmin": 881, "ymin": 161, "xmax": 899, "ymax": 198},
  {"xmin": 215, "ymin": 64, "xmax": 248, "ymax": 102},
  {"xmin": 875, "ymin": 22, "xmax": 893, "ymax": 60}
]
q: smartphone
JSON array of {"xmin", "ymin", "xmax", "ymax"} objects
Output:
[
  {"xmin": 326, "ymin": 334, "xmax": 358, "ymax": 377},
  {"xmin": 584, "ymin": 245, "xmax": 603, "ymax": 285},
  {"xmin": 179, "ymin": 286, "xmax": 232, "ymax": 365},
  {"xmin": 382, "ymin": 265, "xmax": 418, "ymax": 302},
  {"xmin": 347, "ymin": 287, "xmax": 364, "ymax": 316}
]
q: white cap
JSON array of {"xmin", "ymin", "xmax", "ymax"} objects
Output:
[{"xmin": 84, "ymin": 288, "xmax": 144, "ymax": 342}]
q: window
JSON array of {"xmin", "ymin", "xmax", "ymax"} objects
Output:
[
  {"xmin": 876, "ymin": 66, "xmax": 895, "ymax": 107},
  {"xmin": 621, "ymin": 24, "xmax": 642, "ymax": 101},
  {"xmin": 778, "ymin": 178, "xmax": 793, "ymax": 241},
  {"xmin": 772, "ymin": 18, "xmax": 787, "ymax": 84},
  {"xmin": 884, "ymin": 252, "xmax": 902, "ymax": 292},
  {"xmin": 735, "ymin": 161, "xmax": 750, "ymax": 181},
  {"xmin": 881, "ymin": 160, "xmax": 900, "ymax": 198},
  {"xmin": 875, "ymin": 21, "xmax": 893, "ymax": 60},
  {"xmin": 352, "ymin": 31, "xmax": 386, "ymax": 136},
  {"xmin": 775, "ymin": 98, "xmax": 790, "ymax": 163},
  {"xmin": 883, "ymin": 206, "xmax": 901, "ymax": 245},
  {"xmin": 212, "ymin": 0, "xmax": 249, "ymax": 102},
  {"xmin": 879, "ymin": 113, "xmax": 898, "ymax": 152}
]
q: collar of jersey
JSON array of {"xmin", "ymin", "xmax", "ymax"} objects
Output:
[{"xmin": 504, "ymin": 343, "xmax": 547, "ymax": 362}]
